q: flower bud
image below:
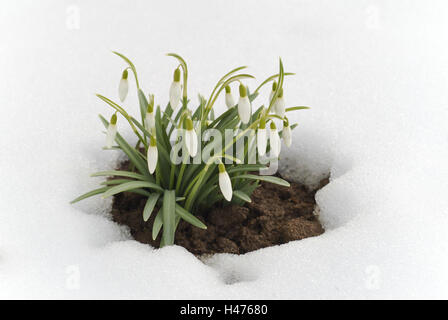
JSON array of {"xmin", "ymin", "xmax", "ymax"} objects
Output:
[
  {"xmin": 269, "ymin": 121, "xmax": 281, "ymax": 157},
  {"xmin": 184, "ymin": 118, "xmax": 198, "ymax": 157},
  {"xmin": 225, "ymin": 85, "xmax": 235, "ymax": 109},
  {"xmin": 147, "ymin": 134, "xmax": 158, "ymax": 174},
  {"xmin": 218, "ymin": 163, "xmax": 232, "ymax": 201},
  {"xmin": 257, "ymin": 118, "xmax": 267, "ymax": 156},
  {"xmin": 274, "ymin": 88, "xmax": 285, "ymax": 117},
  {"xmin": 118, "ymin": 69, "xmax": 129, "ymax": 102},
  {"xmin": 169, "ymin": 68, "xmax": 182, "ymax": 110},
  {"xmin": 282, "ymin": 121, "xmax": 292, "ymax": 147},
  {"xmin": 145, "ymin": 95, "xmax": 155, "ymax": 131},
  {"xmin": 237, "ymin": 84, "xmax": 251, "ymax": 124},
  {"xmin": 105, "ymin": 114, "xmax": 117, "ymax": 149}
]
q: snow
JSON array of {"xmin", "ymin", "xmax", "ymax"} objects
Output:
[{"xmin": 1, "ymin": 0, "xmax": 448, "ymax": 299}]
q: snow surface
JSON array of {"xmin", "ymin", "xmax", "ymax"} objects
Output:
[{"xmin": 1, "ymin": 0, "xmax": 448, "ymax": 299}]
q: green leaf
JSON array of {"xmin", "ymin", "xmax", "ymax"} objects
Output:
[
  {"xmin": 228, "ymin": 164, "xmax": 267, "ymax": 174},
  {"xmin": 70, "ymin": 187, "xmax": 110, "ymax": 204},
  {"xmin": 161, "ymin": 190, "xmax": 176, "ymax": 246},
  {"xmin": 175, "ymin": 204, "xmax": 207, "ymax": 229},
  {"xmin": 286, "ymin": 106, "xmax": 310, "ymax": 112},
  {"xmin": 102, "ymin": 181, "xmax": 163, "ymax": 198},
  {"xmin": 137, "ymin": 89, "xmax": 149, "ymax": 127},
  {"xmin": 100, "ymin": 179, "xmax": 133, "ymax": 186},
  {"xmin": 232, "ymin": 174, "xmax": 290, "ymax": 187},
  {"xmin": 233, "ymin": 190, "xmax": 252, "ymax": 203},
  {"xmin": 91, "ymin": 170, "xmax": 147, "ymax": 181},
  {"xmin": 143, "ymin": 193, "xmax": 160, "ymax": 222},
  {"xmin": 152, "ymin": 211, "xmax": 163, "ymax": 240}
]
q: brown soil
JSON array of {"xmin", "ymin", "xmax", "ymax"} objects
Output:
[{"xmin": 111, "ymin": 164, "xmax": 327, "ymax": 256}]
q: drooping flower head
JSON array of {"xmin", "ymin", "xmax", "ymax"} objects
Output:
[
  {"xmin": 257, "ymin": 116, "xmax": 267, "ymax": 156},
  {"xmin": 118, "ymin": 69, "xmax": 129, "ymax": 102},
  {"xmin": 237, "ymin": 83, "xmax": 251, "ymax": 124},
  {"xmin": 147, "ymin": 132, "xmax": 158, "ymax": 174},
  {"xmin": 269, "ymin": 121, "xmax": 281, "ymax": 157},
  {"xmin": 218, "ymin": 163, "xmax": 232, "ymax": 201},
  {"xmin": 169, "ymin": 68, "xmax": 182, "ymax": 110},
  {"xmin": 274, "ymin": 87, "xmax": 285, "ymax": 118},
  {"xmin": 145, "ymin": 94, "xmax": 155, "ymax": 131},
  {"xmin": 105, "ymin": 113, "xmax": 118, "ymax": 149},
  {"xmin": 225, "ymin": 85, "xmax": 235, "ymax": 109},
  {"xmin": 184, "ymin": 117, "xmax": 198, "ymax": 157},
  {"xmin": 282, "ymin": 120, "xmax": 292, "ymax": 147}
]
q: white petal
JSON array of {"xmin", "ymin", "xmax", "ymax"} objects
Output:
[
  {"xmin": 257, "ymin": 128, "xmax": 267, "ymax": 156},
  {"xmin": 219, "ymin": 171, "xmax": 233, "ymax": 201},
  {"xmin": 237, "ymin": 96, "xmax": 251, "ymax": 124},
  {"xmin": 147, "ymin": 146, "xmax": 158, "ymax": 174},
  {"xmin": 269, "ymin": 128, "xmax": 281, "ymax": 157},
  {"xmin": 105, "ymin": 124, "xmax": 117, "ymax": 149},
  {"xmin": 169, "ymin": 81, "xmax": 182, "ymax": 110},
  {"xmin": 275, "ymin": 97, "xmax": 285, "ymax": 117},
  {"xmin": 145, "ymin": 112, "xmax": 155, "ymax": 131},
  {"xmin": 118, "ymin": 78, "xmax": 128, "ymax": 102},
  {"xmin": 283, "ymin": 126, "xmax": 292, "ymax": 147},
  {"xmin": 225, "ymin": 93, "xmax": 235, "ymax": 109},
  {"xmin": 185, "ymin": 129, "xmax": 198, "ymax": 157}
]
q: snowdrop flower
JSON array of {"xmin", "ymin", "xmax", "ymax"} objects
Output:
[
  {"xmin": 118, "ymin": 69, "xmax": 129, "ymax": 102},
  {"xmin": 282, "ymin": 121, "xmax": 292, "ymax": 147},
  {"xmin": 237, "ymin": 83, "xmax": 251, "ymax": 124},
  {"xmin": 225, "ymin": 85, "xmax": 235, "ymax": 109},
  {"xmin": 274, "ymin": 88, "xmax": 285, "ymax": 118},
  {"xmin": 147, "ymin": 133, "xmax": 158, "ymax": 174},
  {"xmin": 184, "ymin": 118, "xmax": 198, "ymax": 157},
  {"xmin": 269, "ymin": 81, "xmax": 277, "ymax": 106},
  {"xmin": 145, "ymin": 94, "xmax": 155, "ymax": 131},
  {"xmin": 269, "ymin": 121, "xmax": 281, "ymax": 157},
  {"xmin": 257, "ymin": 118, "xmax": 267, "ymax": 156},
  {"xmin": 218, "ymin": 163, "xmax": 232, "ymax": 201},
  {"xmin": 105, "ymin": 114, "xmax": 117, "ymax": 149},
  {"xmin": 169, "ymin": 68, "xmax": 182, "ymax": 110}
]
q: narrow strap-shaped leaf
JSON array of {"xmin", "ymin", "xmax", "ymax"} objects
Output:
[
  {"xmin": 143, "ymin": 193, "xmax": 160, "ymax": 222},
  {"xmin": 233, "ymin": 190, "xmax": 252, "ymax": 203},
  {"xmin": 70, "ymin": 187, "xmax": 110, "ymax": 204},
  {"xmin": 152, "ymin": 210, "xmax": 163, "ymax": 240},
  {"xmin": 102, "ymin": 181, "xmax": 163, "ymax": 198},
  {"xmin": 100, "ymin": 179, "xmax": 133, "ymax": 186},
  {"xmin": 228, "ymin": 164, "xmax": 267, "ymax": 174},
  {"xmin": 232, "ymin": 174, "xmax": 290, "ymax": 187},
  {"xmin": 161, "ymin": 190, "xmax": 176, "ymax": 246},
  {"xmin": 286, "ymin": 106, "xmax": 310, "ymax": 112},
  {"xmin": 91, "ymin": 170, "xmax": 147, "ymax": 181},
  {"xmin": 175, "ymin": 204, "xmax": 207, "ymax": 229},
  {"xmin": 137, "ymin": 89, "xmax": 149, "ymax": 128}
]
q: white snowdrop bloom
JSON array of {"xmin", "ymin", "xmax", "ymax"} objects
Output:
[
  {"xmin": 147, "ymin": 135, "xmax": 158, "ymax": 174},
  {"xmin": 282, "ymin": 122, "xmax": 292, "ymax": 147},
  {"xmin": 145, "ymin": 111, "xmax": 155, "ymax": 131},
  {"xmin": 184, "ymin": 118, "xmax": 198, "ymax": 157},
  {"xmin": 218, "ymin": 163, "xmax": 232, "ymax": 201},
  {"xmin": 225, "ymin": 85, "xmax": 235, "ymax": 109},
  {"xmin": 274, "ymin": 88, "xmax": 286, "ymax": 117},
  {"xmin": 145, "ymin": 95, "xmax": 155, "ymax": 131},
  {"xmin": 237, "ymin": 83, "xmax": 251, "ymax": 124},
  {"xmin": 269, "ymin": 122, "xmax": 281, "ymax": 157},
  {"xmin": 105, "ymin": 114, "xmax": 117, "ymax": 149},
  {"xmin": 118, "ymin": 69, "xmax": 129, "ymax": 102},
  {"xmin": 257, "ymin": 120, "xmax": 267, "ymax": 157},
  {"xmin": 169, "ymin": 68, "xmax": 182, "ymax": 110}
]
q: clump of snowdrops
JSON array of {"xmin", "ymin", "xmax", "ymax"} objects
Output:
[{"xmin": 71, "ymin": 52, "xmax": 309, "ymax": 247}]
